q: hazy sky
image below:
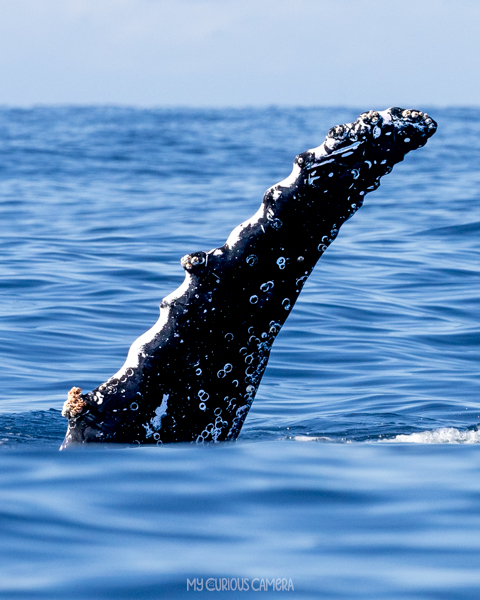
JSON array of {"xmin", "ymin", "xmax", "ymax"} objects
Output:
[{"xmin": 0, "ymin": 0, "xmax": 478, "ymax": 107}]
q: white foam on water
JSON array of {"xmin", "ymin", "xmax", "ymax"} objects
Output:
[
  {"xmin": 293, "ymin": 435, "xmax": 333, "ymax": 442},
  {"xmin": 387, "ymin": 427, "xmax": 480, "ymax": 444},
  {"xmin": 293, "ymin": 428, "xmax": 480, "ymax": 445}
]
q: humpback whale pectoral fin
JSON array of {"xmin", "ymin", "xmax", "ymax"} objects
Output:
[{"xmin": 60, "ymin": 106, "xmax": 437, "ymax": 448}]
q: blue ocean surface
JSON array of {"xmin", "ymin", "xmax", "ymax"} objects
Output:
[{"xmin": 1, "ymin": 106, "xmax": 480, "ymax": 598}]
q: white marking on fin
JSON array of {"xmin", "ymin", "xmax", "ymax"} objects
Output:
[
  {"xmin": 225, "ymin": 205, "xmax": 264, "ymax": 249},
  {"xmin": 110, "ymin": 273, "xmax": 193, "ymax": 379},
  {"xmin": 143, "ymin": 394, "xmax": 169, "ymax": 438}
]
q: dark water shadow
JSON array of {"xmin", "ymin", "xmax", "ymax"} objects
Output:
[{"xmin": 0, "ymin": 409, "xmax": 65, "ymax": 448}]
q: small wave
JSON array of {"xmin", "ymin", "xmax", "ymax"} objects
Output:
[{"xmin": 388, "ymin": 427, "xmax": 480, "ymax": 444}]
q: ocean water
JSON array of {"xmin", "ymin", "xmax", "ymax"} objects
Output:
[{"xmin": 1, "ymin": 106, "xmax": 480, "ymax": 598}]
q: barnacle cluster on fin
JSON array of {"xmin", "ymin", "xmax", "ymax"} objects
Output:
[
  {"xmin": 181, "ymin": 252, "xmax": 206, "ymax": 271},
  {"xmin": 62, "ymin": 386, "xmax": 86, "ymax": 418},
  {"xmin": 323, "ymin": 107, "xmax": 437, "ymax": 155}
]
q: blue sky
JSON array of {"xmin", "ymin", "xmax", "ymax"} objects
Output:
[{"xmin": 0, "ymin": 0, "xmax": 478, "ymax": 107}]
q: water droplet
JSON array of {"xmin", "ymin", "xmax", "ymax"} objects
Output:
[
  {"xmin": 269, "ymin": 320, "xmax": 280, "ymax": 334},
  {"xmin": 199, "ymin": 403, "xmax": 206, "ymax": 411},
  {"xmin": 249, "ymin": 295, "xmax": 259, "ymax": 304},
  {"xmin": 276, "ymin": 257, "xmax": 286, "ymax": 270},
  {"xmin": 282, "ymin": 298, "xmax": 291, "ymax": 310},
  {"xmin": 225, "ymin": 333, "xmax": 234, "ymax": 341},
  {"xmin": 296, "ymin": 276, "xmax": 308, "ymax": 288},
  {"xmin": 195, "ymin": 368, "xmax": 202, "ymax": 376},
  {"xmin": 260, "ymin": 280, "xmax": 274, "ymax": 292},
  {"xmin": 130, "ymin": 402, "xmax": 138, "ymax": 411},
  {"xmin": 271, "ymin": 218, "xmax": 283, "ymax": 230},
  {"xmin": 246, "ymin": 254, "xmax": 258, "ymax": 266}
]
